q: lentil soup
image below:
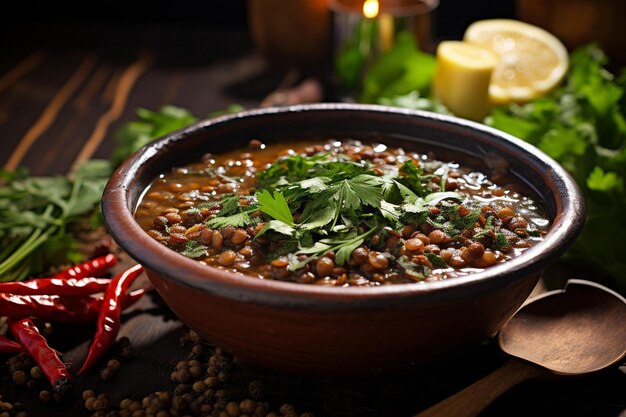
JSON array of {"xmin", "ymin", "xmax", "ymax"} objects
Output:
[{"xmin": 135, "ymin": 139, "xmax": 550, "ymax": 286}]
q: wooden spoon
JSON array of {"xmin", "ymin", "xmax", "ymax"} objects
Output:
[{"xmin": 414, "ymin": 279, "xmax": 626, "ymax": 417}]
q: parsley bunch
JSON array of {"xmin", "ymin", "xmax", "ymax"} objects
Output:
[
  {"xmin": 0, "ymin": 161, "xmax": 111, "ymax": 281},
  {"xmin": 0, "ymin": 105, "xmax": 200, "ymax": 282}
]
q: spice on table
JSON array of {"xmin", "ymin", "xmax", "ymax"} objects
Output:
[
  {"xmin": 0, "ymin": 288, "xmax": 147, "ymax": 324},
  {"xmin": 0, "ymin": 334, "xmax": 24, "ymax": 353},
  {"xmin": 77, "ymin": 264, "xmax": 144, "ymax": 375},
  {"xmin": 87, "ymin": 331, "xmax": 317, "ymax": 417},
  {"xmin": 53, "ymin": 253, "xmax": 117, "ymax": 280},
  {"xmin": 0, "ymin": 277, "xmax": 111, "ymax": 296},
  {"xmin": 8, "ymin": 317, "xmax": 71, "ymax": 394}
]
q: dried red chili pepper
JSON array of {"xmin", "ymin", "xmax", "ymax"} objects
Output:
[
  {"xmin": 0, "ymin": 288, "xmax": 148, "ymax": 323},
  {"xmin": 8, "ymin": 317, "xmax": 71, "ymax": 393},
  {"xmin": 0, "ymin": 277, "xmax": 111, "ymax": 296},
  {"xmin": 53, "ymin": 253, "xmax": 117, "ymax": 280},
  {"xmin": 77, "ymin": 264, "xmax": 144, "ymax": 375},
  {"xmin": 0, "ymin": 335, "xmax": 23, "ymax": 353}
]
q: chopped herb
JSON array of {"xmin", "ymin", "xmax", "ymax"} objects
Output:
[
  {"xmin": 181, "ymin": 241, "xmax": 208, "ymax": 259},
  {"xmin": 396, "ymin": 255, "xmax": 430, "ymax": 281},
  {"xmin": 426, "ymin": 253, "xmax": 448, "ymax": 269},
  {"xmin": 473, "ymin": 216, "xmax": 495, "ymax": 240},
  {"xmin": 494, "ymin": 232, "xmax": 510, "ymax": 250}
]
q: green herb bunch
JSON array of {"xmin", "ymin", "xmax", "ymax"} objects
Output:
[
  {"xmin": 0, "ymin": 161, "xmax": 110, "ymax": 281},
  {"xmin": 485, "ymin": 45, "xmax": 626, "ymax": 291}
]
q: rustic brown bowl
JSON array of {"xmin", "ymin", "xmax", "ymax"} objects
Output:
[{"xmin": 102, "ymin": 103, "xmax": 584, "ymax": 375}]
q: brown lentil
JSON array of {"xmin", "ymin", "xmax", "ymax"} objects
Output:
[
  {"xmin": 428, "ymin": 229, "xmax": 449, "ymax": 244},
  {"xmin": 137, "ymin": 140, "xmax": 549, "ymax": 285},
  {"xmin": 368, "ymin": 251, "xmax": 389, "ymax": 269},
  {"xmin": 218, "ymin": 250, "xmax": 237, "ymax": 266},
  {"xmin": 315, "ymin": 257, "xmax": 334, "ymax": 277},
  {"xmin": 467, "ymin": 242, "xmax": 485, "ymax": 259},
  {"xmin": 405, "ymin": 238, "xmax": 425, "ymax": 253},
  {"xmin": 474, "ymin": 251, "xmax": 498, "ymax": 268},
  {"xmin": 12, "ymin": 370, "xmax": 27, "ymax": 386},
  {"xmin": 350, "ymin": 247, "xmax": 369, "ymax": 264},
  {"xmin": 230, "ymin": 229, "xmax": 248, "ymax": 245},
  {"xmin": 212, "ymin": 231, "xmax": 224, "ymax": 250}
]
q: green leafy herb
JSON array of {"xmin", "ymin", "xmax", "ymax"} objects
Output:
[
  {"xmin": 361, "ymin": 31, "xmax": 436, "ymax": 103},
  {"xmin": 425, "ymin": 253, "xmax": 448, "ymax": 269},
  {"xmin": 181, "ymin": 240, "xmax": 208, "ymax": 259},
  {"xmin": 494, "ymin": 232, "xmax": 510, "ymax": 250},
  {"xmin": 484, "ymin": 44, "xmax": 626, "ymax": 292},
  {"xmin": 206, "ymin": 211, "xmax": 253, "ymax": 229},
  {"xmin": 0, "ymin": 161, "xmax": 110, "ymax": 281},
  {"xmin": 396, "ymin": 255, "xmax": 430, "ymax": 281},
  {"xmin": 199, "ymin": 147, "xmax": 485, "ymax": 268},
  {"xmin": 111, "ymin": 105, "xmax": 197, "ymax": 168},
  {"xmin": 256, "ymin": 190, "xmax": 295, "ymax": 226}
]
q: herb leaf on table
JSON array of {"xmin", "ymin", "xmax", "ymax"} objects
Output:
[
  {"xmin": 0, "ymin": 105, "xmax": 201, "ymax": 281},
  {"xmin": 111, "ymin": 105, "xmax": 197, "ymax": 168},
  {"xmin": 0, "ymin": 163, "xmax": 110, "ymax": 281}
]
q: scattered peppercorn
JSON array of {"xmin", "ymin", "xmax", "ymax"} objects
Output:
[{"xmin": 78, "ymin": 329, "xmax": 314, "ymax": 417}]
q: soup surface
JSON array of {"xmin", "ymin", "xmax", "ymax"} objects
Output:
[{"xmin": 135, "ymin": 139, "xmax": 550, "ymax": 286}]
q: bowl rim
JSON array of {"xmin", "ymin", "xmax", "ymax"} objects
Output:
[{"xmin": 102, "ymin": 103, "xmax": 585, "ymax": 309}]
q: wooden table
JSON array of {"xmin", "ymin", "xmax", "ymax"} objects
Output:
[{"xmin": 1, "ymin": 23, "xmax": 625, "ymax": 417}]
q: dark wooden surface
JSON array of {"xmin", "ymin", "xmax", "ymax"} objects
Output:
[{"xmin": 1, "ymin": 21, "xmax": 625, "ymax": 417}]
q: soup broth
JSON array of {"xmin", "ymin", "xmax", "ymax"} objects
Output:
[{"xmin": 135, "ymin": 139, "xmax": 550, "ymax": 286}]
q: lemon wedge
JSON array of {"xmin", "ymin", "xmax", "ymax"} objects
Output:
[
  {"xmin": 464, "ymin": 19, "xmax": 569, "ymax": 105},
  {"xmin": 433, "ymin": 41, "xmax": 498, "ymax": 121}
]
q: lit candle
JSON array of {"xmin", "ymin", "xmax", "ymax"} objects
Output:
[
  {"xmin": 362, "ymin": 0, "xmax": 379, "ymax": 17},
  {"xmin": 363, "ymin": 0, "xmax": 394, "ymax": 53},
  {"xmin": 329, "ymin": 0, "xmax": 439, "ymax": 96}
]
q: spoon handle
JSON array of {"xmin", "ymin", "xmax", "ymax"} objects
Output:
[{"xmin": 414, "ymin": 358, "xmax": 546, "ymax": 417}]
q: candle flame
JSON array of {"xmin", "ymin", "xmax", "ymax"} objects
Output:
[{"xmin": 363, "ymin": 0, "xmax": 379, "ymax": 18}]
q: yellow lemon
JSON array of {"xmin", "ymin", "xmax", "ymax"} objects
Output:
[
  {"xmin": 433, "ymin": 41, "xmax": 498, "ymax": 121},
  {"xmin": 464, "ymin": 19, "xmax": 569, "ymax": 105}
]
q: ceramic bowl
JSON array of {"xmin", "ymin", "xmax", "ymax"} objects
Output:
[{"xmin": 102, "ymin": 103, "xmax": 585, "ymax": 375}]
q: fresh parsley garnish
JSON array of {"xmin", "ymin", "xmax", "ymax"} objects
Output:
[{"xmin": 201, "ymin": 150, "xmax": 481, "ymax": 267}]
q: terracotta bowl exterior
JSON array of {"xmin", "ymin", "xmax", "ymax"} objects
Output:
[{"xmin": 102, "ymin": 104, "xmax": 585, "ymax": 375}]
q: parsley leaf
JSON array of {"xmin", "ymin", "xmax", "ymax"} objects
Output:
[
  {"xmin": 256, "ymin": 190, "xmax": 295, "ymax": 226},
  {"xmin": 206, "ymin": 211, "xmax": 252, "ymax": 229}
]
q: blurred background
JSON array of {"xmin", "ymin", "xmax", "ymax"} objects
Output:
[
  {"xmin": 2, "ymin": 0, "xmax": 514, "ymax": 54},
  {"xmin": 3, "ymin": 0, "xmax": 624, "ymax": 97},
  {"xmin": 2, "ymin": 0, "xmax": 516, "ymax": 66}
]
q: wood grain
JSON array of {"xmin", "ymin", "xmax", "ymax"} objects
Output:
[
  {"xmin": 0, "ymin": 50, "xmax": 47, "ymax": 96},
  {"xmin": 68, "ymin": 54, "xmax": 152, "ymax": 176},
  {"xmin": 3, "ymin": 54, "xmax": 97, "ymax": 171}
]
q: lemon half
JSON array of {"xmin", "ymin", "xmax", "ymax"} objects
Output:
[
  {"xmin": 464, "ymin": 19, "xmax": 569, "ymax": 105},
  {"xmin": 433, "ymin": 41, "xmax": 498, "ymax": 121}
]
